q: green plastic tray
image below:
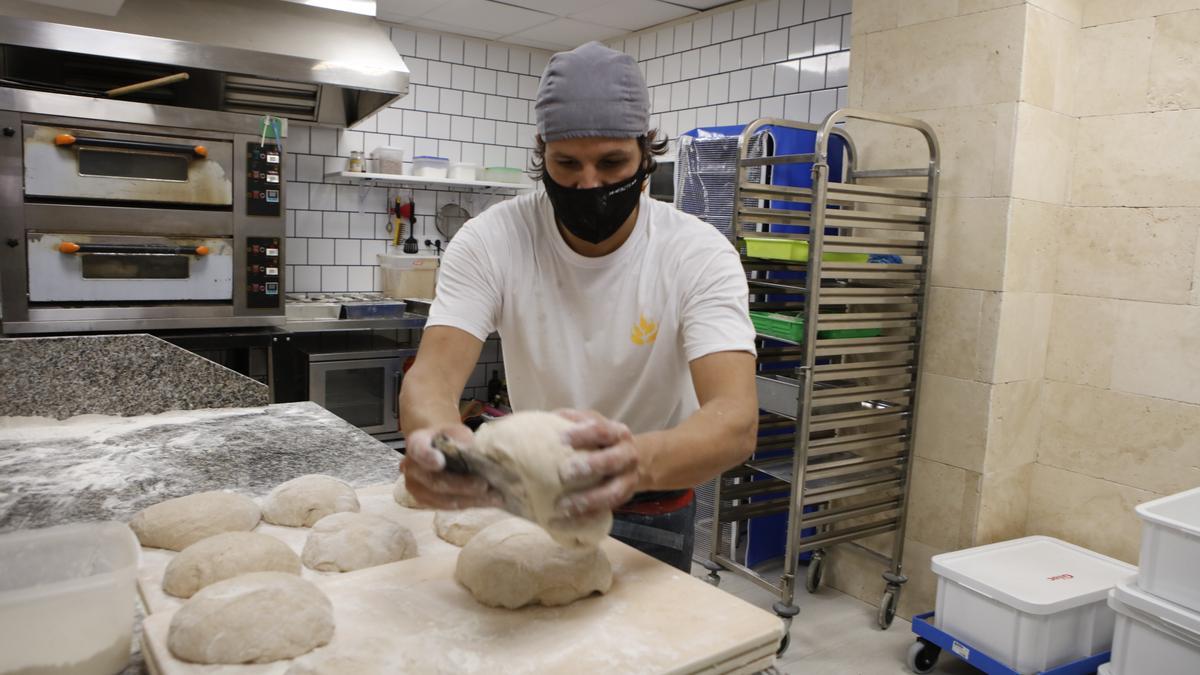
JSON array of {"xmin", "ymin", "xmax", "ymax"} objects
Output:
[
  {"xmin": 750, "ymin": 311, "xmax": 883, "ymax": 342},
  {"xmin": 743, "ymin": 237, "xmax": 870, "ymax": 263}
]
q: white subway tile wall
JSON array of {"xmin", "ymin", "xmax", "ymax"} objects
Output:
[
  {"xmin": 285, "ymin": 25, "xmax": 546, "ymax": 293},
  {"xmin": 608, "ymin": 0, "xmax": 850, "ymax": 141},
  {"xmin": 285, "ymin": 1, "xmax": 851, "ymax": 294}
]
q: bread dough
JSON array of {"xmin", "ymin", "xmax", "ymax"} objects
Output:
[
  {"xmin": 455, "ymin": 517, "xmax": 612, "ymax": 609},
  {"xmin": 129, "ymin": 491, "xmax": 260, "ymax": 551},
  {"xmin": 433, "ymin": 508, "xmax": 512, "ymax": 546},
  {"xmin": 167, "ymin": 572, "xmax": 333, "ymax": 664},
  {"xmin": 163, "ymin": 531, "xmax": 301, "ymax": 598},
  {"xmin": 301, "ymin": 512, "xmax": 417, "ymax": 572},
  {"xmin": 392, "ymin": 474, "xmax": 427, "ymax": 509},
  {"xmin": 262, "ymin": 474, "xmax": 359, "ymax": 527},
  {"xmin": 473, "ymin": 411, "xmax": 612, "ymax": 548}
]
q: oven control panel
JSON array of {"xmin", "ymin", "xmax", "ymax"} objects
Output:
[
  {"xmin": 246, "ymin": 142, "xmax": 282, "ymax": 217},
  {"xmin": 246, "ymin": 236, "xmax": 281, "ymax": 308}
]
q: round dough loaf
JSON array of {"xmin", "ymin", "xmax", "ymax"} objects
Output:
[
  {"xmin": 301, "ymin": 512, "xmax": 417, "ymax": 572},
  {"xmin": 162, "ymin": 531, "xmax": 301, "ymax": 598},
  {"xmin": 454, "ymin": 517, "xmax": 612, "ymax": 609},
  {"xmin": 392, "ymin": 474, "xmax": 426, "ymax": 509},
  {"xmin": 473, "ymin": 411, "xmax": 612, "ymax": 548},
  {"xmin": 262, "ymin": 474, "xmax": 359, "ymax": 527},
  {"xmin": 167, "ymin": 572, "xmax": 333, "ymax": 664},
  {"xmin": 433, "ymin": 508, "xmax": 512, "ymax": 546},
  {"xmin": 130, "ymin": 491, "xmax": 260, "ymax": 551}
]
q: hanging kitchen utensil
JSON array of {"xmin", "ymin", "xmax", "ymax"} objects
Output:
[
  {"xmin": 402, "ymin": 199, "xmax": 419, "ymax": 254},
  {"xmin": 436, "ymin": 203, "xmax": 470, "ymax": 240}
]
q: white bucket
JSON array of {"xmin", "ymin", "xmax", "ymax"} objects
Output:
[
  {"xmin": 1108, "ymin": 579, "xmax": 1200, "ymax": 675},
  {"xmin": 378, "ymin": 254, "xmax": 438, "ymax": 300},
  {"xmin": 1135, "ymin": 486, "xmax": 1200, "ymax": 613},
  {"xmin": 0, "ymin": 522, "xmax": 140, "ymax": 675},
  {"xmin": 931, "ymin": 536, "xmax": 1135, "ymax": 674}
]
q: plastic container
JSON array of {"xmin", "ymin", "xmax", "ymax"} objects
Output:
[
  {"xmin": 378, "ymin": 253, "xmax": 439, "ymax": 300},
  {"xmin": 749, "ymin": 311, "xmax": 883, "ymax": 342},
  {"xmin": 1134, "ymin": 486, "xmax": 1200, "ymax": 613},
  {"xmin": 1108, "ymin": 579, "xmax": 1200, "ymax": 675},
  {"xmin": 931, "ymin": 536, "xmax": 1135, "ymax": 674},
  {"xmin": 1098, "ymin": 664, "xmax": 1112, "ymax": 675},
  {"xmin": 373, "ymin": 146, "xmax": 405, "ymax": 174},
  {"xmin": 0, "ymin": 522, "xmax": 139, "ymax": 675},
  {"xmin": 483, "ymin": 166, "xmax": 524, "ymax": 184},
  {"xmin": 412, "ymin": 156, "xmax": 449, "ymax": 178},
  {"xmin": 742, "ymin": 236, "xmax": 870, "ymax": 263},
  {"xmin": 448, "ymin": 162, "xmax": 479, "ymax": 181}
]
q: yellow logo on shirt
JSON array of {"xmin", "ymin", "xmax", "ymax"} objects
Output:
[{"xmin": 630, "ymin": 314, "xmax": 659, "ymax": 345}]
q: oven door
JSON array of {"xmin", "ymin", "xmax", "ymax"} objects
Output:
[
  {"xmin": 26, "ymin": 232, "xmax": 234, "ymax": 302},
  {"xmin": 309, "ymin": 357, "xmax": 402, "ymax": 435},
  {"xmin": 22, "ymin": 123, "xmax": 233, "ymax": 207}
]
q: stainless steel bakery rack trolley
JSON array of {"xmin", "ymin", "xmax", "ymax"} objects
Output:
[{"xmin": 699, "ymin": 109, "xmax": 940, "ymax": 652}]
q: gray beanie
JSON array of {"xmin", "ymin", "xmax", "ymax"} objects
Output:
[{"xmin": 534, "ymin": 41, "xmax": 650, "ymax": 143}]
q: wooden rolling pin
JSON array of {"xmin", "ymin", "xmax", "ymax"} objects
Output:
[{"xmin": 106, "ymin": 72, "xmax": 189, "ymax": 98}]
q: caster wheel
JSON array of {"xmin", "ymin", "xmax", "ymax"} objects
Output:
[
  {"xmin": 877, "ymin": 588, "xmax": 899, "ymax": 630},
  {"xmin": 906, "ymin": 640, "xmax": 940, "ymax": 673},
  {"xmin": 705, "ymin": 571, "xmax": 721, "ymax": 587},
  {"xmin": 805, "ymin": 551, "xmax": 825, "ymax": 593},
  {"xmin": 776, "ymin": 629, "xmax": 791, "ymax": 656}
]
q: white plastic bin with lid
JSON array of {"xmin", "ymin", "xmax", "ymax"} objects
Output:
[
  {"xmin": 448, "ymin": 162, "xmax": 479, "ymax": 180},
  {"xmin": 412, "ymin": 156, "xmax": 449, "ymax": 178},
  {"xmin": 1135, "ymin": 485, "xmax": 1200, "ymax": 613},
  {"xmin": 931, "ymin": 536, "xmax": 1136, "ymax": 674},
  {"xmin": 1107, "ymin": 578, "xmax": 1200, "ymax": 675},
  {"xmin": 0, "ymin": 521, "xmax": 139, "ymax": 675},
  {"xmin": 378, "ymin": 253, "xmax": 439, "ymax": 300},
  {"xmin": 373, "ymin": 146, "xmax": 405, "ymax": 174}
]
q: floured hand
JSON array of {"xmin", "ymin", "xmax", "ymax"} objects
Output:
[
  {"xmin": 400, "ymin": 425, "xmax": 504, "ymax": 510},
  {"xmin": 554, "ymin": 409, "xmax": 642, "ymax": 519}
]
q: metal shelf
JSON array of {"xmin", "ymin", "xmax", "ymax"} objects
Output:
[
  {"xmin": 704, "ymin": 109, "xmax": 941, "ymax": 631},
  {"xmin": 325, "ymin": 171, "xmax": 533, "ymax": 192}
]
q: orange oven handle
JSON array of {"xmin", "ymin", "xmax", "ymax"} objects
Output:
[
  {"xmin": 54, "ymin": 133, "xmax": 208, "ymax": 158},
  {"xmin": 58, "ymin": 242, "xmax": 210, "ymax": 256}
]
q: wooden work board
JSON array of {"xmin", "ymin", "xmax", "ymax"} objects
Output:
[{"xmin": 138, "ymin": 486, "xmax": 783, "ymax": 674}]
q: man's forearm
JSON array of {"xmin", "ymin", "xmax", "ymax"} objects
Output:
[
  {"xmin": 632, "ymin": 396, "xmax": 758, "ymax": 492},
  {"xmin": 399, "ymin": 365, "xmax": 465, "ymax": 432}
]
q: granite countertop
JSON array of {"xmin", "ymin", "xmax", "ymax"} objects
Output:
[
  {"xmin": 0, "ymin": 401, "xmax": 400, "ymax": 674},
  {"xmin": 0, "ymin": 401, "xmax": 398, "ymax": 531},
  {"xmin": 0, "ymin": 334, "xmax": 268, "ymax": 419}
]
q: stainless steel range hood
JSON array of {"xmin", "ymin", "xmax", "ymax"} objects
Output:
[{"xmin": 0, "ymin": 0, "xmax": 408, "ymax": 128}]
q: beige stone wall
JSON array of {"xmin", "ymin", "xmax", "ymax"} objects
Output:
[
  {"xmin": 1030, "ymin": 1, "xmax": 1200, "ymax": 563},
  {"xmin": 833, "ymin": 0, "xmax": 1039, "ymax": 618},
  {"xmin": 834, "ymin": 0, "xmax": 1200, "ymax": 618}
]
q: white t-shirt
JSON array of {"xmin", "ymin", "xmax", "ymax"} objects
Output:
[{"xmin": 426, "ymin": 190, "xmax": 755, "ymax": 434}]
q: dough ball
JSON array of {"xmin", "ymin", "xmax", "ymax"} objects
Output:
[
  {"xmin": 130, "ymin": 491, "xmax": 260, "ymax": 551},
  {"xmin": 454, "ymin": 517, "xmax": 612, "ymax": 609},
  {"xmin": 474, "ymin": 411, "xmax": 612, "ymax": 548},
  {"xmin": 301, "ymin": 512, "xmax": 417, "ymax": 572},
  {"xmin": 433, "ymin": 508, "xmax": 512, "ymax": 546},
  {"xmin": 167, "ymin": 572, "xmax": 333, "ymax": 664},
  {"xmin": 392, "ymin": 474, "xmax": 427, "ymax": 509},
  {"xmin": 262, "ymin": 474, "xmax": 359, "ymax": 527},
  {"xmin": 163, "ymin": 531, "xmax": 301, "ymax": 598}
]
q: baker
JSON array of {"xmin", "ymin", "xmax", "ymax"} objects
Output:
[{"xmin": 399, "ymin": 41, "xmax": 758, "ymax": 571}]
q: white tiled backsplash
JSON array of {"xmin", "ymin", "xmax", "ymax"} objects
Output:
[{"xmin": 284, "ymin": 0, "xmax": 851, "ymax": 293}]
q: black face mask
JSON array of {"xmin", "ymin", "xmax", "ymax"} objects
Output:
[{"xmin": 543, "ymin": 166, "xmax": 646, "ymax": 245}]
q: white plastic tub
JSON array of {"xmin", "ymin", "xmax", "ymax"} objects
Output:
[
  {"xmin": 0, "ymin": 521, "xmax": 139, "ymax": 674},
  {"xmin": 931, "ymin": 536, "xmax": 1135, "ymax": 674},
  {"xmin": 372, "ymin": 146, "xmax": 405, "ymax": 174},
  {"xmin": 1108, "ymin": 579, "xmax": 1200, "ymax": 675},
  {"xmin": 1135, "ymin": 486, "xmax": 1200, "ymax": 613},
  {"xmin": 1098, "ymin": 664, "xmax": 1112, "ymax": 675},
  {"xmin": 378, "ymin": 253, "xmax": 438, "ymax": 300}
]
